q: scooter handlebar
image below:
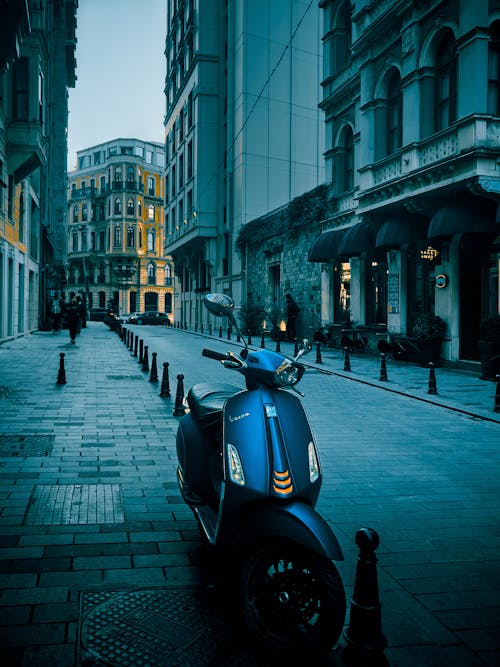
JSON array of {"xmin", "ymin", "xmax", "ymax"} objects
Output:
[{"xmin": 202, "ymin": 348, "xmax": 229, "ymax": 361}]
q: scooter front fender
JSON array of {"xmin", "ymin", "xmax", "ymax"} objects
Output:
[{"xmin": 239, "ymin": 501, "xmax": 344, "ymax": 562}]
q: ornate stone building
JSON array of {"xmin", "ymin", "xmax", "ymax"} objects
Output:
[
  {"xmin": 67, "ymin": 139, "xmax": 173, "ymax": 318},
  {"xmin": 0, "ymin": 0, "xmax": 77, "ymax": 341}
]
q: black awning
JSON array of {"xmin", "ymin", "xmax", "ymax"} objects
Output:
[
  {"xmin": 308, "ymin": 228, "xmax": 345, "ymax": 262},
  {"xmin": 338, "ymin": 223, "xmax": 376, "ymax": 257},
  {"xmin": 428, "ymin": 200, "xmax": 497, "ymax": 239},
  {"xmin": 376, "ymin": 216, "xmax": 429, "ymax": 249}
]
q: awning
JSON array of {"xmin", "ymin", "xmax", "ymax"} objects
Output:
[
  {"xmin": 428, "ymin": 200, "xmax": 497, "ymax": 239},
  {"xmin": 308, "ymin": 228, "xmax": 345, "ymax": 262},
  {"xmin": 338, "ymin": 223, "xmax": 376, "ymax": 257},
  {"xmin": 376, "ymin": 216, "xmax": 429, "ymax": 249}
]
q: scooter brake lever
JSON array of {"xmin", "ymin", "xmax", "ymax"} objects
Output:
[{"xmin": 290, "ymin": 385, "xmax": 305, "ymax": 397}]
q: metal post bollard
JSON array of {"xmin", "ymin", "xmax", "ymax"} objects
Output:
[
  {"xmin": 260, "ymin": 331, "xmax": 265, "ymax": 348},
  {"xmin": 142, "ymin": 345, "xmax": 149, "ymax": 372},
  {"xmin": 343, "ymin": 528, "xmax": 387, "ymax": 660},
  {"xmin": 293, "ymin": 339, "xmax": 299, "ymax": 357},
  {"xmin": 276, "ymin": 338, "xmax": 281, "ymax": 353},
  {"xmin": 133, "ymin": 334, "xmax": 138, "ymax": 357},
  {"xmin": 227, "ymin": 326, "xmax": 231, "ymax": 340},
  {"xmin": 138, "ymin": 339, "xmax": 144, "ymax": 365},
  {"xmin": 427, "ymin": 362, "xmax": 438, "ymax": 394},
  {"xmin": 344, "ymin": 347, "xmax": 351, "ymax": 372},
  {"xmin": 159, "ymin": 362, "xmax": 171, "ymax": 398},
  {"xmin": 56, "ymin": 352, "xmax": 66, "ymax": 385},
  {"xmin": 379, "ymin": 353, "xmax": 388, "ymax": 381},
  {"xmin": 315, "ymin": 342, "xmax": 322, "ymax": 364},
  {"xmin": 494, "ymin": 375, "xmax": 500, "ymax": 413},
  {"xmin": 219, "ymin": 325, "xmax": 223, "ymax": 338},
  {"xmin": 209, "ymin": 323, "xmax": 212, "ymax": 336},
  {"xmin": 247, "ymin": 331, "xmax": 252, "ymax": 346},
  {"xmin": 173, "ymin": 374, "xmax": 187, "ymax": 416},
  {"xmin": 200, "ymin": 323, "xmax": 204, "ymax": 334},
  {"xmin": 149, "ymin": 352, "xmax": 158, "ymax": 383}
]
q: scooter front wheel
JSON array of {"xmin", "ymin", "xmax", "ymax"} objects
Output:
[{"xmin": 240, "ymin": 540, "xmax": 346, "ymax": 659}]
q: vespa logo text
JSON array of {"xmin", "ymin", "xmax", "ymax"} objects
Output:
[{"xmin": 229, "ymin": 412, "xmax": 250, "ymax": 423}]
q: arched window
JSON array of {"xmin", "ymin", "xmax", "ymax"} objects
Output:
[
  {"xmin": 73, "ymin": 204, "xmax": 79, "ymax": 222},
  {"xmin": 127, "ymin": 198, "xmax": 134, "ymax": 215},
  {"xmin": 99, "ymin": 203, "xmax": 105, "ymax": 220},
  {"xmin": 164, "ymin": 292, "xmax": 172, "ymax": 312},
  {"xmin": 18, "ymin": 192, "xmax": 24, "ymax": 243},
  {"xmin": 165, "ymin": 263, "xmax": 172, "ymax": 285},
  {"xmin": 147, "ymin": 262, "xmax": 156, "ymax": 285},
  {"xmin": 148, "ymin": 204, "xmax": 155, "ymax": 220},
  {"xmin": 127, "ymin": 165, "xmax": 135, "ymax": 183},
  {"xmin": 147, "ymin": 228, "xmax": 156, "ymax": 251},
  {"xmin": 337, "ymin": 125, "xmax": 354, "ymax": 193},
  {"xmin": 82, "ymin": 203, "xmax": 88, "ymax": 221},
  {"xmin": 138, "ymin": 199, "xmax": 142, "ymax": 217},
  {"xmin": 127, "ymin": 226, "xmax": 135, "ymax": 247},
  {"xmin": 386, "ymin": 69, "xmax": 402, "ymax": 155},
  {"xmin": 114, "ymin": 198, "xmax": 122, "ymax": 215},
  {"xmin": 488, "ymin": 21, "xmax": 500, "ymax": 115},
  {"xmin": 114, "ymin": 167, "xmax": 121, "ymax": 182},
  {"xmin": 331, "ymin": 2, "xmax": 351, "ymax": 75},
  {"xmin": 435, "ymin": 31, "xmax": 457, "ymax": 131},
  {"xmin": 114, "ymin": 225, "xmax": 121, "ymax": 247}
]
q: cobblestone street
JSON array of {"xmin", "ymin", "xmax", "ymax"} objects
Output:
[{"xmin": 0, "ymin": 323, "xmax": 499, "ymax": 666}]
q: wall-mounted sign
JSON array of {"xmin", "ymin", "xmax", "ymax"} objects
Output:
[
  {"xmin": 435, "ymin": 274, "xmax": 448, "ymax": 289},
  {"xmin": 419, "ymin": 244, "xmax": 440, "ymax": 261},
  {"xmin": 388, "ymin": 274, "xmax": 399, "ymax": 314}
]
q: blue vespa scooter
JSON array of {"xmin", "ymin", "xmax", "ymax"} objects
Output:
[{"xmin": 176, "ymin": 293, "xmax": 346, "ymax": 658}]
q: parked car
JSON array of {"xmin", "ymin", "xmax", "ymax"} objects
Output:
[
  {"xmin": 89, "ymin": 308, "xmax": 110, "ymax": 322},
  {"xmin": 127, "ymin": 311, "xmax": 171, "ymax": 326}
]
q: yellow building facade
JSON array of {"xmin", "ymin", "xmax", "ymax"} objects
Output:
[{"xmin": 67, "ymin": 138, "xmax": 174, "ymax": 319}]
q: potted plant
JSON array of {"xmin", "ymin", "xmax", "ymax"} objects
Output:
[
  {"xmin": 478, "ymin": 315, "xmax": 500, "ymax": 381},
  {"xmin": 412, "ymin": 313, "xmax": 447, "ymax": 366}
]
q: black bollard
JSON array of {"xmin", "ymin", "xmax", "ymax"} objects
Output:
[
  {"xmin": 200, "ymin": 323, "xmax": 204, "ymax": 334},
  {"xmin": 315, "ymin": 342, "xmax": 322, "ymax": 364},
  {"xmin": 343, "ymin": 528, "xmax": 387, "ymax": 659},
  {"xmin": 293, "ymin": 339, "xmax": 299, "ymax": 357},
  {"xmin": 128, "ymin": 330, "xmax": 133, "ymax": 351},
  {"xmin": 427, "ymin": 362, "xmax": 438, "ymax": 394},
  {"xmin": 173, "ymin": 374, "xmax": 187, "ymax": 416},
  {"xmin": 133, "ymin": 334, "xmax": 138, "ymax": 357},
  {"xmin": 159, "ymin": 362, "xmax": 171, "ymax": 398},
  {"xmin": 138, "ymin": 339, "xmax": 144, "ymax": 365},
  {"xmin": 237, "ymin": 331, "xmax": 241, "ymax": 343},
  {"xmin": 379, "ymin": 353, "xmax": 388, "ymax": 381},
  {"xmin": 247, "ymin": 331, "xmax": 252, "ymax": 346},
  {"xmin": 227, "ymin": 326, "xmax": 231, "ymax": 340},
  {"xmin": 219, "ymin": 325, "xmax": 223, "ymax": 338},
  {"xmin": 195, "ymin": 321, "xmax": 198, "ymax": 332},
  {"xmin": 344, "ymin": 347, "xmax": 352, "ymax": 372},
  {"xmin": 149, "ymin": 352, "xmax": 159, "ymax": 383},
  {"xmin": 209, "ymin": 323, "xmax": 212, "ymax": 336},
  {"xmin": 56, "ymin": 352, "xmax": 66, "ymax": 385},
  {"xmin": 494, "ymin": 375, "xmax": 500, "ymax": 413},
  {"xmin": 260, "ymin": 331, "xmax": 265, "ymax": 348},
  {"xmin": 275, "ymin": 338, "xmax": 281, "ymax": 353},
  {"xmin": 142, "ymin": 345, "xmax": 149, "ymax": 372}
]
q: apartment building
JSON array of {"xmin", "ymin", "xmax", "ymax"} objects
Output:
[
  {"xmin": 67, "ymin": 139, "xmax": 173, "ymax": 318},
  {"xmin": 0, "ymin": 0, "xmax": 77, "ymax": 342},
  {"xmin": 163, "ymin": 0, "xmax": 323, "ymax": 326}
]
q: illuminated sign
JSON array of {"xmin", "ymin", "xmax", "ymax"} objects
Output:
[{"xmin": 419, "ymin": 245, "xmax": 440, "ymax": 261}]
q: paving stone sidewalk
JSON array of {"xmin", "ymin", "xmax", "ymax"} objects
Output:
[{"xmin": 0, "ymin": 324, "xmax": 498, "ymax": 666}]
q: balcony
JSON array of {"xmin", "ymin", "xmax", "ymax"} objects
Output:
[
  {"xmin": 7, "ymin": 120, "xmax": 47, "ymax": 181},
  {"xmin": 165, "ymin": 211, "xmax": 217, "ymax": 255},
  {"xmin": 357, "ymin": 115, "xmax": 500, "ymax": 212},
  {"xmin": 70, "ymin": 186, "xmax": 97, "ymax": 200}
]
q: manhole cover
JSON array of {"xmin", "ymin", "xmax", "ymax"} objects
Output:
[
  {"xmin": 24, "ymin": 484, "xmax": 124, "ymax": 525},
  {"xmin": 0, "ymin": 434, "xmax": 55, "ymax": 457},
  {"xmin": 78, "ymin": 587, "xmax": 269, "ymax": 666}
]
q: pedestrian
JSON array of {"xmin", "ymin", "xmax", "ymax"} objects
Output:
[
  {"xmin": 64, "ymin": 292, "xmax": 82, "ymax": 344},
  {"xmin": 285, "ymin": 293, "xmax": 300, "ymax": 342},
  {"xmin": 49, "ymin": 292, "xmax": 63, "ymax": 334}
]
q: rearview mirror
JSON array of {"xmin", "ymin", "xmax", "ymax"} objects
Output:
[{"xmin": 204, "ymin": 293, "xmax": 235, "ymax": 319}]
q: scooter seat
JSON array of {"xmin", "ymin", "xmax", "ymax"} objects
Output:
[{"xmin": 187, "ymin": 383, "xmax": 240, "ymax": 436}]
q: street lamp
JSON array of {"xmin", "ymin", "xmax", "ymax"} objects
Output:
[{"xmin": 113, "ymin": 259, "xmax": 138, "ymax": 315}]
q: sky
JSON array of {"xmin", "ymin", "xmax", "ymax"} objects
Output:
[{"xmin": 67, "ymin": 0, "xmax": 167, "ymax": 172}]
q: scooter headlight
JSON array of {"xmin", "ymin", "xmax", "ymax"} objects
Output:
[
  {"xmin": 274, "ymin": 360, "xmax": 300, "ymax": 387},
  {"xmin": 227, "ymin": 443, "xmax": 246, "ymax": 486},
  {"xmin": 308, "ymin": 441, "xmax": 320, "ymax": 483}
]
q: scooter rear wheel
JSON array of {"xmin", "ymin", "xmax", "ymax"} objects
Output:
[{"xmin": 240, "ymin": 540, "xmax": 346, "ymax": 659}]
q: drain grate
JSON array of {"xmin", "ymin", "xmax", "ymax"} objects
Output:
[
  {"xmin": 24, "ymin": 483, "xmax": 124, "ymax": 525},
  {"xmin": 0, "ymin": 434, "xmax": 55, "ymax": 457},
  {"xmin": 78, "ymin": 587, "xmax": 269, "ymax": 666}
]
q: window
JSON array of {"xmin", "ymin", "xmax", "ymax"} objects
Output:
[
  {"xmin": 179, "ymin": 109, "xmax": 184, "ymax": 142},
  {"xmin": 139, "ymin": 227, "xmax": 143, "ymax": 248},
  {"xmin": 127, "ymin": 226, "xmax": 135, "ymax": 247},
  {"xmin": 99, "ymin": 203, "xmax": 105, "ymax": 220},
  {"xmin": 165, "ymin": 292, "xmax": 173, "ymax": 312},
  {"xmin": 337, "ymin": 125, "xmax": 354, "ymax": 192},
  {"xmin": 91, "ymin": 231, "xmax": 96, "ymax": 250},
  {"xmin": 187, "ymin": 189, "xmax": 193, "ymax": 216},
  {"xmin": 127, "ymin": 166, "xmax": 135, "ymax": 183},
  {"xmin": 179, "ymin": 154, "xmax": 184, "ymax": 188},
  {"xmin": 114, "ymin": 226, "xmax": 121, "ymax": 247},
  {"xmin": 187, "ymin": 91, "xmax": 193, "ymax": 128},
  {"xmin": 81, "ymin": 229, "xmax": 88, "ymax": 250},
  {"xmin": 147, "ymin": 262, "xmax": 156, "ymax": 285},
  {"xmin": 73, "ymin": 205, "xmax": 79, "ymax": 222},
  {"xmin": 127, "ymin": 198, "xmax": 134, "ymax": 215},
  {"xmin": 138, "ymin": 199, "xmax": 142, "ymax": 217},
  {"xmin": 90, "ymin": 178, "xmax": 95, "ymax": 190},
  {"xmin": 94, "ymin": 151, "xmax": 101, "ymax": 165},
  {"xmin": 165, "ymin": 263, "xmax": 172, "ymax": 286},
  {"xmin": 99, "ymin": 231, "xmax": 105, "ymax": 251},
  {"xmin": 148, "ymin": 176, "xmax": 155, "ymax": 195},
  {"xmin": 82, "ymin": 203, "xmax": 88, "ymax": 221},
  {"xmin": 488, "ymin": 21, "xmax": 500, "ymax": 115},
  {"xmin": 114, "ymin": 167, "xmax": 122, "ymax": 182},
  {"xmin": 222, "ymin": 232, "xmax": 230, "ymax": 276},
  {"xmin": 100, "ymin": 176, "xmax": 106, "ymax": 193},
  {"xmin": 435, "ymin": 31, "xmax": 457, "ymax": 131},
  {"xmin": 331, "ymin": 3, "xmax": 351, "ymax": 76},
  {"xmin": 148, "ymin": 204, "xmax": 155, "ymax": 220},
  {"xmin": 165, "ymin": 174, "xmax": 169, "ymax": 203},
  {"xmin": 72, "ymin": 232, "xmax": 78, "ymax": 251},
  {"xmin": 12, "ymin": 57, "xmax": 29, "ymax": 121},
  {"xmin": 18, "ymin": 192, "xmax": 24, "ymax": 243},
  {"xmin": 114, "ymin": 198, "xmax": 122, "ymax": 215},
  {"xmin": 386, "ymin": 70, "xmax": 402, "ymax": 155},
  {"xmin": 172, "ymin": 165, "xmax": 176, "ymax": 196},
  {"xmin": 147, "ymin": 228, "xmax": 156, "ymax": 251},
  {"xmin": 187, "ymin": 140, "xmax": 193, "ymax": 179},
  {"xmin": 179, "ymin": 198, "xmax": 184, "ymax": 225}
]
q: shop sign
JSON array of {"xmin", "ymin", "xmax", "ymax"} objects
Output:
[
  {"xmin": 388, "ymin": 274, "xmax": 399, "ymax": 314},
  {"xmin": 435, "ymin": 274, "xmax": 448, "ymax": 289},
  {"xmin": 418, "ymin": 243, "xmax": 440, "ymax": 262}
]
